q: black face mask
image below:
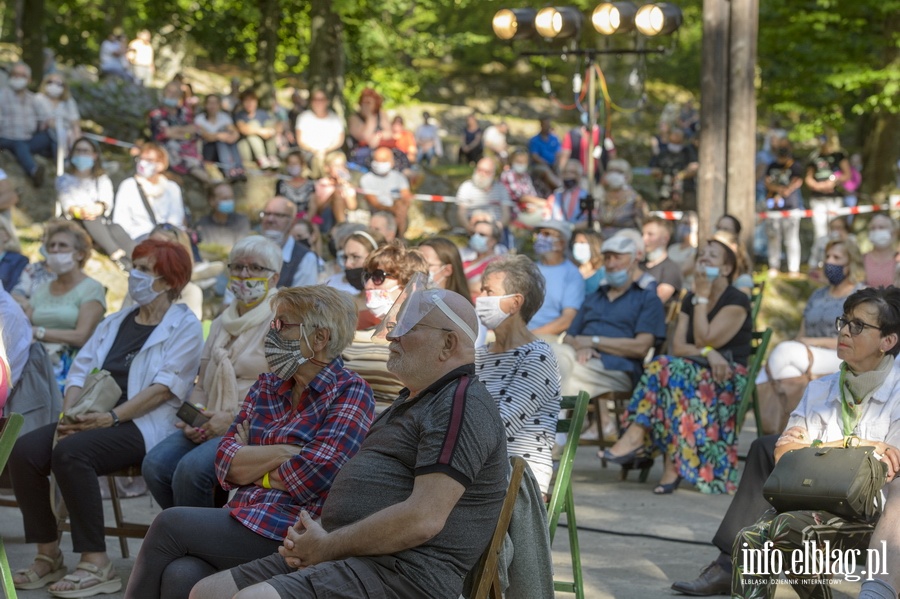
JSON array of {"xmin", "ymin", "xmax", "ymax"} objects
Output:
[
  {"xmin": 345, "ymin": 267, "xmax": 365, "ymax": 291},
  {"xmin": 776, "ymin": 147, "xmax": 791, "ymax": 159},
  {"xmin": 295, "ymin": 237, "xmax": 311, "ymax": 250},
  {"xmin": 563, "ymin": 178, "xmax": 578, "ymax": 189}
]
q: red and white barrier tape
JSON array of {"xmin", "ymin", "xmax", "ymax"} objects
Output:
[{"xmin": 652, "ymin": 197, "xmax": 900, "ymax": 222}]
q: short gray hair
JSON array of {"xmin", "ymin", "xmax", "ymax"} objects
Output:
[
  {"xmin": 482, "ymin": 255, "xmax": 546, "ymax": 324},
  {"xmin": 271, "ymin": 285, "xmax": 358, "ymax": 359},
  {"xmin": 230, "ymin": 235, "xmax": 283, "ymax": 273},
  {"xmin": 370, "ymin": 211, "xmax": 397, "ymax": 234}
]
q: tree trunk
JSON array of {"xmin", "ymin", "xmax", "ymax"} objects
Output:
[
  {"xmin": 860, "ymin": 10, "xmax": 899, "ymax": 198},
  {"xmin": 697, "ymin": 0, "xmax": 730, "ymax": 237},
  {"xmin": 726, "ymin": 0, "xmax": 758, "ymax": 250},
  {"xmin": 308, "ymin": 0, "xmax": 346, "ymax": 118},
  {"xmin": 254, "ymin": 0, "xmax": 280, "ymax": 104},
  {"xmin": 19, "ymin": 0, "xmax": 43, "ymax": 85}
]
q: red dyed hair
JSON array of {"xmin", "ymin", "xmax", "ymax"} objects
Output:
[
  {"xmin": 358, "ymin": 87, "xmax": 383, "ymax": 112},
  {"xmin": 132, "ymin": 238, "xmax": 192, "ymax": 293}
]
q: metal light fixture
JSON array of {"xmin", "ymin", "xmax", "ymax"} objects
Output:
[
  {"xmin": 634, "ymin": 2, "xmax": 683, "ymax": 36},
  {"xmin": 534, "ymin": 6, "xmax": 583, "ymax": 39},
  {"xmin": 592, "ymin": 2, "xmax": 637, "ymax": 35},
  {"xmin": 492, "ymin": 8, "xmax": 537, "ymax": 41}
]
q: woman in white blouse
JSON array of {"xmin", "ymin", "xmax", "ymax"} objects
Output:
[
  {"xmin": 195, "ymin": 94, "xmax": 244, "ymax": 181},
  {"xmin": 112, "ymin": 143, "xmax": 186, "ymax": 242},
  {"xmin": 56, "ymin": 137, "xmax": 135, "ymax": 267}
]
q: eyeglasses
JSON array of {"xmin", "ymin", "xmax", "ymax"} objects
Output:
[
  {"xmin": 835, "ymin": 316, "xmax": 883, "ymax": 337},
  {"xmin": 259, "ymin": 211, "xmax": 292, "ymax": 220},
  {"xmin": 228, "ymin": 262, "xmax": 275, "ymax": 277},
  {"xmin": 363, "ymin": 269, "xmax": 397, "ymax": 286},
  {"xmin": 270, "ymin": 319, "xmax": 304, "ymax": 333}
]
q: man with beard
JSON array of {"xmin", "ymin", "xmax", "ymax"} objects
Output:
[
  {"xmin": 456, "ymin": 156, "xmax": 513, "ymax": 232},
  {"xmin": 191, "ymin": 288, "xmax": 509, "ymax": 599},
  {"xmin": 259, "ymin": 196, "xmax": 317, "ymax": 288}
]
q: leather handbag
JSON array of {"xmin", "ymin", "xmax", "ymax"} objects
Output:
[
  {"xmin": 763, "ymin": 441, "xmax": 887, "ymax": 523},
  {"xmin": 60, "ymin": 369, "xmax": 122, "ymax": 424}
]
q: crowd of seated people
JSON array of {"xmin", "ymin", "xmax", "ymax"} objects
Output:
[{"xmin": 6, "ymin": 66, "xmax": 900, "ymax": 599}]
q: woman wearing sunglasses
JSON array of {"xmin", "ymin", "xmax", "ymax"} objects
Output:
[
  {"xmin": 342, "ymin": 240, "xmax": 429, "ymax": 407},
  {"xmin": 733, "ymin": 286, "xmax": 900, "ymax": 599}
]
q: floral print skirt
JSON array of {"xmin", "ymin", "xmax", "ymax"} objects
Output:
[{"xmin": 627, "ymin": 354, "xmax": 747, "ymax": 494}]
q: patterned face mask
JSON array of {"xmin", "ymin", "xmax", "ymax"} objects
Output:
[
  {"xmin": 228, "ymin": 276, "xmax": 269, "ymax": 307},
  {"xmin": 264, "ymin": 326, "xmax": 311, "ymax": 380}
]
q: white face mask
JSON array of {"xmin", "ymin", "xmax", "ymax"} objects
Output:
[
  {"xmin": 128, "ymin": 269, "xmax": 163, "ymax": 306},
  {"xmin": 46, "ymin": 251, "xmax": 76, "ymax": 274},
  {"xmin": 8, "ymin": 77, "xmax": 28, "ymax": 91},
  {"xmin": 45, "ymin": 82, "xmax": 64, "ymax": 98},
  {"xmin": 263, "ymin": 228, "xmax": 286, "ymax": 244},
  {"xmin": 472, "ymin": 173, "xmax": 494, "ymax": 190},
  {"xmin": 869, "ymin": 229, "xmax": 893, "ymax": 249},
  {"xmin": 512, "ymin": 163, "xmax": 528, "ymax": 174},
  {"xmin": 136, "ymin": 159, "xmax": 158, "ymax": 178},
  {"xmin": 572, "ymin": 242, "xmax": 592, "ymax": 265},
  {"xmin": 228, "ymin": 276, "xmax": 270, "ymax": 307},
  {"xmin": 475, "ymin": 295, "xmax": 516, "ymax": 330},
  {"xmin": 370, "ymin": 161, "xmax": 392, "ymax": 176},
  {"xmin": 646, "ymin": 247, "xmax": 665, "ymax": 263},
  {"xmin": 365, "ymin": 285, "xmax": 400, "ymax": 318},
  {"xmin": 605, "ymin": 172, "xmax": 626, "ymax": 189}
]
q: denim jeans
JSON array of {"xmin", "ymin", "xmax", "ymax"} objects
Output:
[
  {"xmin": 142, "ymin": 431, "xmax": 222, "ymax": 509},
  {"xmin": 0, "ymin": 130, "xmax": 54, "ymax": 176}
]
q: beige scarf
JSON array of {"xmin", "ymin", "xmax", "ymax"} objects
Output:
[{"xmin": 203, "ymin": 288, "xmax": 276, "ymax": 413}]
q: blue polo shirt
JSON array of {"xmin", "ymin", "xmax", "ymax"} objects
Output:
[
  {"xmin": 567, "ymin": 279, "xmax": 666, "ymax": 374},
  {"xmin": 528, "ymin": 261, "xmax": 585, "ymax": 331},
  {"xmin": 528, "ymin": 133, "xmax": 561, "ymax": 166}
]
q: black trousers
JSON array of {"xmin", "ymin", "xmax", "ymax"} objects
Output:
[
  {"xmin": 124, "ymin": 507, "xmax": 282, "ymax": 599},
  {"xmin": 8, "ymin": 421, "xmax": 145, "ymax": 553},
  {"xmin": 712, "ymin": 433, "xmax": 778, "ymax": 555},
  {"xmin": 76, "ymin": 218, "xmax": 136, "ymax": 259}
]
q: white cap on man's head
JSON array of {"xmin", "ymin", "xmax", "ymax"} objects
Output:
[
  {"xmin": 536, "ymin": 220, "xmax": 573, "ymax": 244},
  {"xmin": 601, "ymin": 235, "xmax": 637, "ymax": 256}
]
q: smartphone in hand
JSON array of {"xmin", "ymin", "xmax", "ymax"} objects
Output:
[{"xmin": 176, "ymin": 402, "xmax": 211, "ymax": 428}]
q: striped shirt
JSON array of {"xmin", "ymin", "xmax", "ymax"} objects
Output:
[
  {"xmin": 476, "ymin": 340, "xmax": 561, "ymax": 493},
  {"xmin": 216, "ymin": 359, "xmax": 374, "ymax": 541}
]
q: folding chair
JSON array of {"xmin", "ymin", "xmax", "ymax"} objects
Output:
[
  {"xmin": 0, "ymin": 413, "xmax": 25, "ymax": 599},
  {"xmin": 735, "ymin": 328, "xmax": 773, "ymax": 437},
  {"xmin": 469, "ymin": 456, "xmax": 527, "ymax": 599},
  {"xmin": 547, "ymin": 391, "xmax": 589, "ymax": 599}
]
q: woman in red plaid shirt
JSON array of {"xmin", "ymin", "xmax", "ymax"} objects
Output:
[{"xmin": 125, "ymin": 285, "xmax": 375, "ymax": 599}]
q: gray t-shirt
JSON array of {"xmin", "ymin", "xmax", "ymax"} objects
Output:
[
  {"xmin": 195, "ymin": 212, "xmax": 251, "ymax": 251},
  {"xmin": 802, "ymin": 284, "xmax": 862, "ymax": 338},
  {"xmin": 359, "ymin": 170, "xmax": 409, "ymax": 208},
  {"xmin": 321, "ymin": 366, "xmax": 508, "ymax": 599}
]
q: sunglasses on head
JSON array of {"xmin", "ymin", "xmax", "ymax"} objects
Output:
[{"xmin": 363, "ymin": 269, "xmax": 397, "ymax": 286}]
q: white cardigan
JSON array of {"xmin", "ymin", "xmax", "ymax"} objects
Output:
[{"xmin": 66, "ymin": 303, "xmax": 203, "ymax": 452}]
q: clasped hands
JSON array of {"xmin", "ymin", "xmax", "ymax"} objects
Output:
[{"xmin": 278, "ymin": 510, "xmax": 331, "ymax": 569}]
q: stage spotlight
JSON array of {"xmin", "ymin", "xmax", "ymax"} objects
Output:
[
  {"xmin": 634, "ymin": 2, "xmax": 683, "ymax": 36},
  {"xmin": 492, "ymin": 8, "xmax": 537, "ymax": 40},
  {"xmin": 592, "ymin": 2, "xmax": 637, "ymax": 35},
  {"xmin": 535, "ymin": 6, "xmax": 583, "ymax": 40}
]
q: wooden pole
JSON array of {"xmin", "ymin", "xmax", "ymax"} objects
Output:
[
  {"xmin": 697, "ymin": 0, "xmax": 730, "ymax": 238},
  {"xmin": 727, "ymin": 0, "xmax": 759, "ymax": 250}
]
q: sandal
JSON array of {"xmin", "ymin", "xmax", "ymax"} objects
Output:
[
  {"xmin": 14, "ymin": 552, "xmax": 66, "ymax": 590},
  {"xmin": 48, "ymin": 561, "xmax": 122, "ymax": 598}
]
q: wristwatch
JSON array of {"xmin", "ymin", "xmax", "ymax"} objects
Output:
[
  {"xmin": 692, "ymin": 295, "xmax": 709, "ymax": 305},
  {"xmin": 35, "ymin": 326, "xmax": 46, "ymax": 340},
  {"xmin": 591, "ymin": 335, "xmax": 600, "ymax": 346}
]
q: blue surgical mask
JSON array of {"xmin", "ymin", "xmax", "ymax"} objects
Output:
[
  {"xmin": 218, "ymin": 199, "xmax": 235, "ymax": 214},
  {"xmin": 606, "ymin": 268, "xmax": 630, "ymax": 288},
  {"xmin": 162, "ymin": 97, "xmax": 180, "ymax": 108},
  {"xmin": 704, "ymin": 266, "xmax": 720, "ymax": 282},
  {"xmin": 71, "ymin": 155, "xmax": 94, "ymax": 172},
  {"xmin": 469, "ymin": 233, "xmax": 489, "ymax": 254}
]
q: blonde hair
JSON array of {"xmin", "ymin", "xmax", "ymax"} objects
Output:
[
  {"xmin": 826, "ymin": 238, "xmax": 863, "ymax": 285},
  {"xmin": 44, "ymin": 219, "xmax": 91, "ymax": 266},
  {"xmin": 271, "ymin": 285, "xmax": 358, "ymax": 359}
]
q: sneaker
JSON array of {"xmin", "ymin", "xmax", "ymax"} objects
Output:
[{"xmin": 31, "ymin": 164, "xmax": 45, "ymax": 187}]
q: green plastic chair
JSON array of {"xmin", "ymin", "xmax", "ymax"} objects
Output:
[
  {"xmin": 750, "ymin": 279, "xmax": 766, "ymax": 331},
  {"xmin": 547, "ymin": 391, "xmax": 590, "ymax": 599},
  {"xmin": 0, "ymin": 413, "xmax": 24, "ymax": 599},
  {"xmin": 735, "ymin": 328, "xmax": 772, "ymax": 437}
]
